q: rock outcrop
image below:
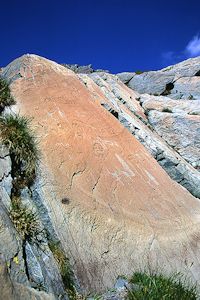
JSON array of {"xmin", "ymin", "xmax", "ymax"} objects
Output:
[
  {"xmin": 119, "ymin": 56, "xmax": 200, "ymax": 99},
  {"xmin": 1, "ymin": 54, "xmax": 200, "ymax": 295},
  {"xmin": 62, "ymin": 63, "xmax": 109, "ymax": 74},
  {"xmin": 115, "ymin": 58, "xmax": 200, "ymax": 196},
  {"xmin": 80, "ymin": 71, "xmax": 200, "ymax": 198},
  {"xmin": 0, "ymin": 145, "xmax": 69, "ymax": 299}
]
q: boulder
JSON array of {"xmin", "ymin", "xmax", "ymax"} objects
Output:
[
  {"xmin": 127, "ymin": 71, "xmax": 174, "ymax": 95},
  {"xmin": 116, "ymin": 72, "xmax": 135, "ymax": 84}
]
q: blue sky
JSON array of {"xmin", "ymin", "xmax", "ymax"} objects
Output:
[{"xmin": 1, "ymin": 0, "xmax": 200, "ymax": 72}]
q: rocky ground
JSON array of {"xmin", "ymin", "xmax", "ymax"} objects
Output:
[{"xmin": 0, "ymin": 55, "xmax": 200, "ymax": 299}]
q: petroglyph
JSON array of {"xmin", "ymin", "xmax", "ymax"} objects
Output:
[
  {"xmin": 43, "ymin": 96, "xmax": 77, "ymax": 105},
  {"xmin": 93, "ymin": 142, "xmax": 105, "ymax": 158}
]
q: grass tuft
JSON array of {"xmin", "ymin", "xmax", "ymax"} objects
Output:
[
  {"xmin": 9, "ymin": 197, "xmax": 41, "ymax": 241},
  {"xmin": 0, "ymin": 77, "xmax": 15, "ymax": 112},
  {"xmin": 0, "ymin": 114, "xmax": 40, "ymax": 188},
  {"xmin": 127, "ymin": 271, "xmax": 198, "ymax": 300},
  {"xmin": 48, "ymin": 240, "xmax": 76, "ymax": 298},
  {"xmin": 135, "ymin": 70, "xmax": 144, "ymax": 75}
]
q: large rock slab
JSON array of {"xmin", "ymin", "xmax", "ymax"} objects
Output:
[
  {"xmin": 161, "ymin": 56, "xmax": 200, "ymax": 78},
  {"xmin": 140, "ymin": 94, "xmax": 200, "ymax": 115},
  {"xmin": 127, "ymin": 71, "xmax": 174, "ymax": 95},
  {"xmin": 139, "ymin": 94, "xmax": 200, "ymax": 171},
  {"xmin": 116, "ymin": 72, "xmax": 135, "ymax": 84},
  {"xmin": 3, "ymin": 54, "xmax": 200, "ymax": 293},
  {"xmin": 148, "ymin": 111, "xmax": 200, "ymax": 170},
  {"xmin": 171, "ymin": 76, "xmax": 200, "ymax": 99}
]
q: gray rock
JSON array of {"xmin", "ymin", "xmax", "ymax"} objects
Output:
[
  {"xmin": 127, "ymin": 72, "xmax": 174, "ymax": 95},
  {"xmin": 148, "ymin": 111, "xmax": 200, "ymax": 170},
  {"xmin": 126, "ymin": 56, "xmax": 200, "ymax": 98},
  {"xmin": 161, "ymin": 56, "xmax": 200, "ymax": 78},
  {"xmin": 0, "ymin": 145, "xmax": 12, "ymax": 199},
  {"xmin": 116, "ymin": 72, "xmax": 135, "ymax": 84},
  {"xmin": 114, "ymin": 277, "xmax": 128, "ymax": 290},
  {"xmin": 0, "ymin": 142, "xmax": 69, "ymax": 299},
  {"xmin": 140, "ymin": 94, "xmax": 200, "ymax": 115},
  {"xmin": 171, "ymin": 77, "xmax": 200, "ymax": 99},
  {"xmin": 25, "ymin": 242, "xmax": 45, "ymax": 288},
  {"xmin": 62, "ymin": 63, "xmax": 109, "ymax": 74}
]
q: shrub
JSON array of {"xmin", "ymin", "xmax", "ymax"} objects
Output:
[
  {"xmin": 135, "ymin": 70, "xmax": 144, "ymax": 75},
  {"xmin": 0, "ymin": 114, "xmax": 39, "ymax": 188},
  {"xmin": 0, "ymin": 78, "xmax": 15, "ymax": 112},
  {"xmin": 48, "ymin": 240, "xmax": 75, "ymax": 297},
  {"xmin": 9, "ymin": 197, "xmax": 41, "ymax": 241},
  {"xmin": 127, "ymin": 272, "xmax": 198, "ymax": 300}
]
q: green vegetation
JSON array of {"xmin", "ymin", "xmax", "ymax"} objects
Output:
[
  {"xmin": 127, "ymin": 272, "xmax": 198, "ymax": 300},
  {"xmin": 135, "ymin": 70, "xmax": 144, "ymax": 75},
  {"xmin": 162, "ymin": 66, "xmax": 173, "ymax": 72},
  {"xmin": 162, "ymin": 107, "xmax": 173, "ymax": 113},
  {"xmin": 0, "ymin": 77, "xmax": 15, "ymax": 112},
  {"xmin": 48, "ymin": 240, "xmax": 76, "ymax": 298},
  {"xmin": 9, "ymin": 196, "xmax": 41, "ymax": 241},
  {"xmin": 0, "ymin": 114, "xmax": 39, "ymax": 189},
  {"xmin": 188, "ymin": 94, "xmax": 194, "ymax": 100}
]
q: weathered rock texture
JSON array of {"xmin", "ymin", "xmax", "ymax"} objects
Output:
[
  {"xmin": 116, "ymin": 58, "xmax": 200, "ymax": 191},
  {"xmin": 2, "ymin": 54, "xmax": 200, "ymax": 294},
  {"xmin": 80, "ymin": 71, "xmax": 200, "ymax": 198},
  {"xmin": 0, "ymin": 144, "xmax": 68, "ymax": 299},
  {"xmin": 148, "ymin": 111, "xmax": 200, "ymax": 169}
]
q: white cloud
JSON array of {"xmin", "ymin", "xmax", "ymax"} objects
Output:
[
  {"xmin": 161, "ymin": 34, "xmax": 200, "ymax": 67},
  {"xmin": 185, "ymin": 35, "xmax": 200, "ymax": 57}
]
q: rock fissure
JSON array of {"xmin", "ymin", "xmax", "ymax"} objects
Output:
[
  {"xmin": 0, "ymin": 170, "xmax": 11, "ymax": 182},
  {"xmin": 68, "ymin": 166, "xmax": 87, "ymax": 190},
  {"xmin": 22, "ymin": 242, "xmax": 30, "ymax": 282}
]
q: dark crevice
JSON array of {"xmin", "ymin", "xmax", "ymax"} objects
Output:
[
  {"xmin": 161, "ymin": 82, "xmax": 174, "ymax": 96},
  {"xmin": 101, "ymin": 103, "xmax": 119, "ymax": 119},
  {"xmin": 110, "ymin": 109, "xmax": 118, "ymax": 119},
  {"xmin": 22, "ymin": 241, "xmax": 30, "ymax": 281},
  {"xmin": 195, "ymin": 70, "xmax": 200, "ymax": 76}
]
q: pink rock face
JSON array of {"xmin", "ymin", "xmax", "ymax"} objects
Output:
[{"xmin": 3, "ymin": 54, "xmax": 200, "ymax": 292}]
